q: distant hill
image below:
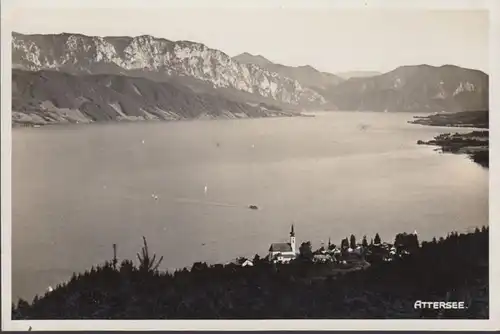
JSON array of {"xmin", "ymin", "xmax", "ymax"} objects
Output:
[
  {"xmin": 325, "ymin": 65, "xmax": 489, "ymax": 113},
  {"xmin": 233, "ymin": 52, "xmax": 344, "ymax": 90},
  {"xmin": 335, "ymin": 71, "xmax": 382, "ymax": 79},
  {"xmin": 232, "ymin": 52, "xmax": 273, "ymax": 68},
  {"xmin": 11, "ymin": 69, "xmax": 294, "ymax": 125}
]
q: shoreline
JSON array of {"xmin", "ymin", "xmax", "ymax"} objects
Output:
[
  {"xmin": 11, "ymin": 109, "xmax": 314, "ymax": 130},
  {"xmin": 410, "ymin": 111, "xmax": 489, "ymax": 168},
  {"xmin": 407, "ymin": 110, "xmax": 488, "ymax": 129},
  {"xmin": 12, "ymin": 109, "xmax": 461, "ymax": 130}
]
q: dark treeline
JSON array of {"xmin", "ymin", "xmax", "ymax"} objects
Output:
[
  {"xmin": 417, "ymin": 131, "xmax": 489, "ymax": 168},
  {"xmin": 13, "ymin": 227, "xmax": 489, "ymax": 319},
  {"xmin": 411, "ymin": 110, "xmax": 489, "ymax": 168},
  {"xmin": 470, "ymin": 150, "xmax": 489, "ymax": 168},
  {"xmin": 410, "ymin": 110, "xmax": 489, "ymax": 129}
]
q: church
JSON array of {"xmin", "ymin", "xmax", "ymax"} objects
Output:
[{"xmin": 268, "ymin": 225, "xmax": 297, "ymax": 263}]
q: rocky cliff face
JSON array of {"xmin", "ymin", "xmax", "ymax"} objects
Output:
[
  {"xmin": 233, "ymin": 52, "xmax": 343, "ymax": 90},
  {"xmin": 12, "ymin": 32, "xmax": 325, "ymax": 106}
]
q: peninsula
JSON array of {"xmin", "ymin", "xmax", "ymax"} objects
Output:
[{"xmin": 411, "ymin": 110, "xmax": 489, "ymax": 167}]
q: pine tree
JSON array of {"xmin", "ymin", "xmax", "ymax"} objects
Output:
[
  {"xmin": 253, "ymin": 254, "xmax": 261, "ymax": 263},
  {"xmin": 362, "ymin": 235, "xmax": 368, "ymax": 248},
  {"xmin": 341, "ymin": 238, "xmax": 349, "ymax": 250},
  {"xmin": 374, "ymin": 233, "xmax": 381, "ymax": 245},
  {"xmin": 349, "ymin": 234, "xmax": 356, "ymax": 249}
]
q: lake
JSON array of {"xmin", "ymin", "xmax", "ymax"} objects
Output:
[{"xmin": 12, "ymin": 111, "xmax": 488, "ymax": 301}]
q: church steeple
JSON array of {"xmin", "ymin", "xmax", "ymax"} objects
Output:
[
  {"xmin": 290, "ymin": 224, "xmax": 296, "ymax": 254},
  {"xmin": 290, "ymin": 224, "xmax": 295, "ymax": 237}
]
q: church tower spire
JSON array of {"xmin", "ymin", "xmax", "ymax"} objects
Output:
[{"xmin": 290, "ymin": 224, "xmax": 296, "ymax": 254}]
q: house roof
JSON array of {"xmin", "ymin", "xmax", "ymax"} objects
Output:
[
  {"xmin": 241, "ymin": 260, "xmax": 254, "ymax": 266},
  {"xmin": 269, "ymin": 242, "xmax": 292, "ymax": 252}
]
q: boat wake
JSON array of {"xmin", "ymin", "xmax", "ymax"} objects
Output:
[{"xmin": 174, "ymin": 197, "xmax": 241, "ymax": 208}]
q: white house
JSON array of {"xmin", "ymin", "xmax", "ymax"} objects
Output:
[{"xmin": 268, "ymin": 225, "xmax": 297, "ymax": 263}]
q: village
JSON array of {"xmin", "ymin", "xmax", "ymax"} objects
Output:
[
  {"xmin": 231, "ymin": 225, "xmax": 418, "ymax": 273},
  {"xmin": 13, "ymin": 225, "xmax": 489, "ymax": 319}
]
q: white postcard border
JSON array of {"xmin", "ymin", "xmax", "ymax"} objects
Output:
[{"xmin": 1, "ymin": 0, "xmax": 498, "ymax": 331}]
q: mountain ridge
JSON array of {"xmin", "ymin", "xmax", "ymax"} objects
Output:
[
  {"xmin": 322, "ymin": 64, "xmax": 488, "ymax": 113},
  {"xmin": 233, "ymin": 52, "xmax": 344, "ymax": 89},
  {"xmin": 335, "ymin": 71, "xmax": 382, "ymax": 79},
  {"xmin": 12, "ymin": 32, "xmax": 489, "ymax": 124},
  {"xmin": 12, "ymin": 32, "xmax": 326, "ymax": 107}
]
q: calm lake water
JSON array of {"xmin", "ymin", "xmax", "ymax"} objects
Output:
[{"xmin": 12, "ymin": 111, "xmax": 488, "ymax": 301}]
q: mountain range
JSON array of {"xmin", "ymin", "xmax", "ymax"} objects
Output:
[
  {"xmin": 335, "ymin": 71, "xmax": 382, "ymax": 79},
  {"xmin": 11, "ymin": 32, "xmax": 489, "ymax": 125}
]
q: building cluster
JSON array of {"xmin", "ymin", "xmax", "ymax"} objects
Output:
[
  {"xmin": 232, "ymin": 226, "xmax": 416, "ymax": 267},
  {"xmin": 267, "ymin": 225, "xmax": 367, "ymax": 265}
]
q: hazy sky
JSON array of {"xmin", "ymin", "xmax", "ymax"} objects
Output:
[{"xmin": 7, "ymin": 6, "xmax": 489, "ymax": 73}]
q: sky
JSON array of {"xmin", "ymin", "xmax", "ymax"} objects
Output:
[{"xmin": 5, "ymin": 5, "xmax": 489, "ymax": 74}]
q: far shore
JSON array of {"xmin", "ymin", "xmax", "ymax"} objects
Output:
[
  {"xmin": 11, "ymin": 109, "xmax": 462, "ymax": 129},
  {"xmin": 11, "ymin": 109, "xmax": 317, "ymax": 129},
  {"xmin": 410, "ymin": 110, "xmax": 489, "ymax": 168}
]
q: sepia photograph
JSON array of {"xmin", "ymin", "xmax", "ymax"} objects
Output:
[{"xmin": 1, "ymin": 0, "xmax": 498, "ymax": 330}]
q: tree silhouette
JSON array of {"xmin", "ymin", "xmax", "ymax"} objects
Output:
[
  {"xmin": 394, "ymin": 233, "xmax": 404, "ymax": 247},
  {"xmin": 394, "ymin": 233, "xmax": 419, "ymax": 253},
  {"xmin": 137, "ymin": 236, "xmax": 163, "ymax": 273},
  {"xmin": 362, "ymin": 236, "xmax": 368, "ymax": 248},
  {"xmin": 299, "ymin": 241, "xmax": 313, "ymax": 261},
  {"xmin": 350, "ymin": 234, "xmax": 356, "ymax": 249},
  {"xmin": 374, "ymin": 233, "xmax": 381, "ymax": 245},
  {"xmin": 253, "ymin": 254, "xmax": 261, "ymax": 263},
  {"xmin": 120, "ymin": 259, "xmax": 134, "ymax": 275},
  {"xmin": 341, "ymin": 238, "xmax": 349, "ymax": 250}
]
